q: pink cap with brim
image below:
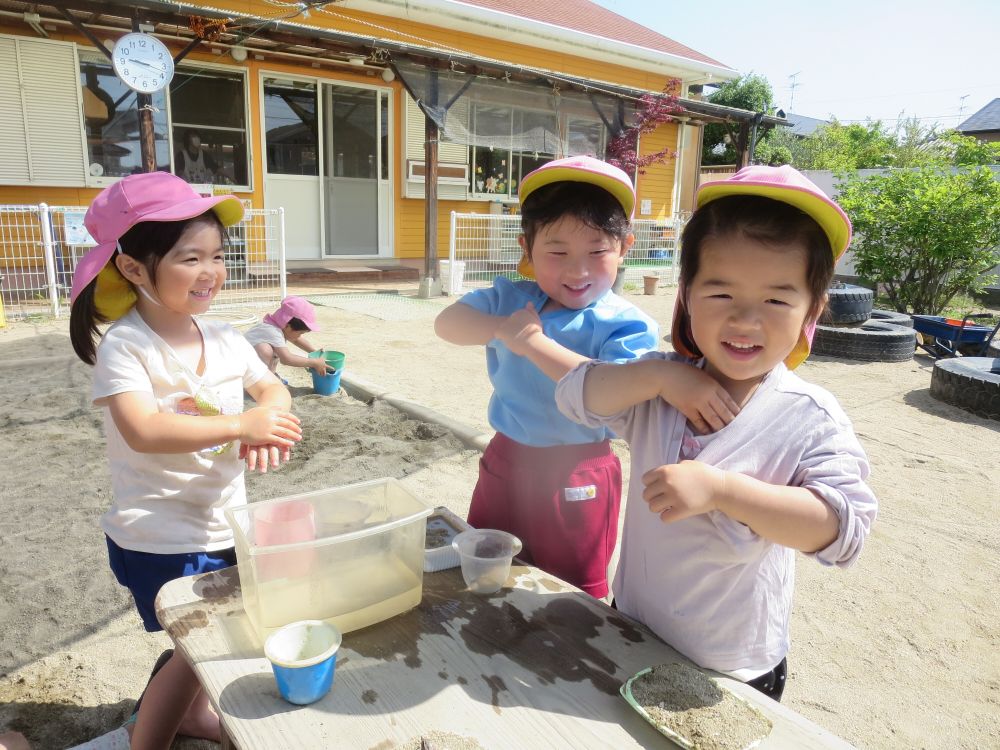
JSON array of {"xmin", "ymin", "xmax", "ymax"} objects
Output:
[
  {"xmin": 516, "ymin": 155, "xmax": 636, "ymax": 279},
  {"xmin": 518, "ymin": 155, "xmax": 636, "ymax": 219},
  {"xmin": 671, "ymin": 165, "xmax": 853, "ymax": 370},
  {"xmin": 264, "ymin": 296, "xmax": 320, "ymax": 332},
  {"xmin": 70, "ymin": 171, "xmax": 244, "ymax": 310}
]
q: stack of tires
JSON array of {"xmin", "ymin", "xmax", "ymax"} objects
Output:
[{"xmin": 812, "ymin": 283, "xmax": 916, "ymax": 362}]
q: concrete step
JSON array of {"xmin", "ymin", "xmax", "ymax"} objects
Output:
[{"xmin": 286, "ymin": 265, "xmax": 420, "ymax": 285}]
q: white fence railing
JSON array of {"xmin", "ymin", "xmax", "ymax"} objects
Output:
[
  {"xmin": 446, "ymin": 211, "xmax": 686, "ymax": 295},
  {"xmin": 0, "ymin": 204, "xmax": 286, "ymax": 323}
]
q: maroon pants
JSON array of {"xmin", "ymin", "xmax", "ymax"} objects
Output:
[{"xmin": 467, "ymin": 432, "xmax": 622, "ymax": 598}]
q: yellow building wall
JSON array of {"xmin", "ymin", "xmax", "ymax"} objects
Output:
[{"xmin": 1, "ymin": 6, "xmax": 685, "ymax": 262}]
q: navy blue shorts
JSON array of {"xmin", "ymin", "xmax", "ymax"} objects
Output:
[{"xmin": 106, "ymin": 536, "xmax": 237, "ymax": 632}]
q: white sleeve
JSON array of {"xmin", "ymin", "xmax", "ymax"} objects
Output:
[
  {"xmin": 795, "ymin": 420, "xmax": 878, "ymax": 568},
  {"xmin": 92, "ymin": 331, "xmax": 154, "ymax": 404},
  {"xmin": 226, "ymin": 327, "xmax": 271, "ymax": 389},
  {"xmin": 555, "ymin": 358, "xmax": 657, "ymax": 443}
]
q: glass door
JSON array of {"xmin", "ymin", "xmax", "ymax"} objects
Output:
[
  {"xmin": 262, "ymin": 77, "xmax": 320, "ymax": 260},
  {"xmin": 322, "ymin": 84, "xmax": 380, "ymax": 256}
]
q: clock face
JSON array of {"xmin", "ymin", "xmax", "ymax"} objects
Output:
[{"xmin": 112, "ymin": 33, "xmax": 174, "ymax": 94}]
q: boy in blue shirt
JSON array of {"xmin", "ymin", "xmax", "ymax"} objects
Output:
[{"xmin": 435, "ymin": 155, "xmax": 658, "ymax": 597}]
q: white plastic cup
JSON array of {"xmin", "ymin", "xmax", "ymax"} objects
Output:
[{"xmin": 452, "ymin": 529, "xmax": 522, "ymax": 594}]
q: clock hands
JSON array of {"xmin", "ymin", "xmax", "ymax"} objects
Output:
[{"xmin": 129, "ymin": 58, "xmax": 168, "ymax": 75}]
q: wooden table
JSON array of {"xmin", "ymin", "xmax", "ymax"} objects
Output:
[{"xmin": 156, "ymin": 563, "xmax": 854, "ymax": 749}]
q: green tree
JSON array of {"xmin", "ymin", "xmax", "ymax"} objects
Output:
[
  {"xmin": 837, "ymin": 167, "xmax": 1000, "ymax": 314},
  {"xmin": 781, "ymin": 117, "xmax": 1000, "ymax": 170},
  {"xmin": 702, "ymin": 73, "xmax": 774, "ymax": 165},
  {"xmin": 790, "ymin": 120, "xmax": 898, "ymax": 170}
]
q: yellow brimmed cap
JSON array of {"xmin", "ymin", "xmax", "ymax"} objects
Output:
[{"xmin": 518, "ymin": 155, "xmax": 635, "ymax": 219}]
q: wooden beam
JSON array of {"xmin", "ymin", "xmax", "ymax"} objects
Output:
[{"xmin": 424, "ymin": 66, "xmax": 440, "ymax": 281}]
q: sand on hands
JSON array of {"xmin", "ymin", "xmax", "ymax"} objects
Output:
[{"xmin": 0, "ymin": 286, "xmax": 998, "ymax": 750}]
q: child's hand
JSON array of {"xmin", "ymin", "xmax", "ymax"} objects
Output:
[
  {"xmin": 239, "ymin": 441, "xmax": 293, "ymax": 473},
  {"xmin": 238, "ymin": 406, "xmax": 302, "ymax": 446},
  {"xmin": 309, "ymin": 358, "xmax": 332, "ymax": 375},
  {"xmin": 495, "ymin": 302, "xmax": 544, "ymax": 355},
  {"xmin": 641, "ymin": 461, "xmax": 727, "ymax": 523},
  {"xmin": 657, "ymin": 366, "xmax": 739, "ymax": 434}
]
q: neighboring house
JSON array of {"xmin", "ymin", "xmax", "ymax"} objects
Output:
[
  {"xmin": 957, "ymin": 98, "xmax": 1000, "ymax": 143},
  {"xmin": 0, "ymin": 0, "xmax": 777, "ymax": 267},
  {"xmin": 774, "ymin": 111, "xmax": 830, "ymax": 138}
]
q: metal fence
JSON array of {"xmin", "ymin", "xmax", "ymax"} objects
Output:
[
  {"xmin": 0, "ymin": 204, "xmax": 286, "ymax": 323},
  {"xmin": 446, "ymin": 211, "xmax": 687, "ymax": 295}
]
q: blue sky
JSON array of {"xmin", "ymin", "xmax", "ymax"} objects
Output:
[{"xmin": 591, "ymin": 0, "xmax": 997, "ymax": 130}]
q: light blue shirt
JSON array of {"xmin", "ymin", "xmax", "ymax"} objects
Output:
[{"xmin": 460, "ymin": 277, "xmax": 658, "ymax": 446}]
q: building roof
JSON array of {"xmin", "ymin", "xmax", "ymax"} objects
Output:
[
  {"xmin": 781, "ymin": 112, "xmax": 830, "ymax": 137},
  {"xmin": 958, "ymin": 98, "xmax": 1000, "ymax": 134},
  {"xmin": 454, "ymin": 0, "xmax": 727, "ymax": 68}
]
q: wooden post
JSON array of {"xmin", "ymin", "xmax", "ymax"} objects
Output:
[
  {"xmin": 138, "ymin": 92, "xmax": 157, "ymax": 173},
  {"xmin": 737, "ymin": 120, "xmax": 752, "ymax": 168},
  {"xmin": 424, "ymin": 67, "xmax": 440, "ymax": 284},
  {"xmin": 424, "ymin": 117, "xmax": 439, "ymax": 280}
]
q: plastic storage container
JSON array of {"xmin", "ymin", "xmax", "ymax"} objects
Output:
[{"xmin": 225, "ymin": 478, "xmax": 433, "ymax": 643}]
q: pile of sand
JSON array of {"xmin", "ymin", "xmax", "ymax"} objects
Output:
[{"xmin": 1, "ymin": 286, "xmax": 997, "ymax": 750}]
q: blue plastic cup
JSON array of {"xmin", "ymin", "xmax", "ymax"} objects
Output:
[{"xmin": 264, "ymin": 620, "xmax": 342, "ymax": 705}]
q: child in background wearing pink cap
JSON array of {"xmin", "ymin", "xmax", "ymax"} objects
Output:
[
  {"xmin": 69, "ymin": 172, "xmax": 303, "ymax": 749},
  {"xmin": 244, "ymin": 296, "xmax": 333, "ymax": 383},
  {"xmin": 541, "ymin": 165, "xmax": 878, "ymax": 700},
  {"xmin": 435, "ymin": 155, "xmax": 662, "ymax": 599}
]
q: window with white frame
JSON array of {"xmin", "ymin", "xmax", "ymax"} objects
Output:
[
  {"xmin": 79, "ymin": 52, "xmax": 170, "ymax": 179},
  {"xmin": 464, "ymin": 102, "xmax": 606, "ymax": 201},
  {"xmin": 170, "ymin": 68, "xmax": 250, "ymax": 187}
]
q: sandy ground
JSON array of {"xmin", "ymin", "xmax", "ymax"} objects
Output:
[{"xmin": 0, "ymin": 282, "xmax": 997, "ymax": 750}]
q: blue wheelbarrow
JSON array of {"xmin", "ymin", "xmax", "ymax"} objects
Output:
[{"xmin": 911, "ymin": 313, "xmax": 999, "ymax": 359}]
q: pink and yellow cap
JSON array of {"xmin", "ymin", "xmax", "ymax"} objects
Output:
[
  {"xmin": 70, "ymin": 172, "xmax": 243, "ymax": 320},
  {"xmin": 671, "ymin": 165, "xmax": 853, "ymax": 369},
  {"xmin": 516, "ymin": 156, "xmax": 635, "ymax": 279}
]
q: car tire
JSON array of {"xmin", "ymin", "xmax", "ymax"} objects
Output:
[
  {"xmin": 930, "ymin": 357, "xmax": 1000, "ymax": 421},
  {"xmin": 812, "ymin": 321, "xmax": 916, "ymax": 362},
  {"xmin": 868, "ymin": 309, "xmax": 913, "ymax": 328},
  {"xmin": 825, "ymin": 283, "xmax": 874, "ymax": 324}
]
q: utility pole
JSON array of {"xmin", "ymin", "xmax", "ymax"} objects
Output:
[{"xmin": 788, "ymin": 71, "xmax": 801, "ymax": 113}]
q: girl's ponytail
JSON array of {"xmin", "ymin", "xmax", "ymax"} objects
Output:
[{"xmin": 69, "ymin": 280, "xmax": 108, "ymax": 365}]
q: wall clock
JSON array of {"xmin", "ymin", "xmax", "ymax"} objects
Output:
[{"xmin": 112, "ymin": 32, "xmax": 174, "ymax": 94}]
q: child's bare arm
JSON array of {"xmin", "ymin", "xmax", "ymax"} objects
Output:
[
  {"xmin": 583, "ymin": 359, "xmax": 739, "ymax": 432},
  {"xmin": 289, "ymin": 335, "xmax": 319, "ymax": 354},
  {"xmin": 273, "ymin": 345, "xmax": 330, "ymax": 373},
  {"xmin": 434, "ymin": 302, "xmax": 503, "ymax": 345},
  {"xmin": 107, "ymin": 386, "xmax": 301, "ymax": 454},
  {"xmin": 641, "ymin": 462, "xmax": 840, "ymax": 552}
]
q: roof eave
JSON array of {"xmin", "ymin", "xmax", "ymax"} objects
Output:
[{"xmin": 343, "ymin": 0, "xmax": 738, "ymax": 84}]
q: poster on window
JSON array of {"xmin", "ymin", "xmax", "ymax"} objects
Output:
[{"xmin": 63, "ymin": 210, "xmax": 96, "ymax": 246}]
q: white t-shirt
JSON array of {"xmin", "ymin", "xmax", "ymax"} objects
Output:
[
  {"xmin": 243, "ymin": 321, "xmax": 286, "ymax": 349},
  {"xmin": 556, "ymin": 353, "xmax": 878, "ymax": 676},
  {"xmin": 92, "ymin": 308, "xmax": 270, "ymax": 553}
]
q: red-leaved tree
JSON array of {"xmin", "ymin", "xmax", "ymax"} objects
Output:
[{"xmin": 605, "ymin": 80, "xmax": 682, "ymax": 174}]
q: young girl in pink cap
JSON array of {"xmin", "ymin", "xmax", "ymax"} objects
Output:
[
  {"xmin": 542, "ymin": 165, "xmax": 878, "ymax": 700},
  {"xmin": 69, "ymin": 171, "xmax": 303, "ymax": 749},
  {"xmin": 244, "ymin": 295, "xmax": 332, "ymax": 382}
]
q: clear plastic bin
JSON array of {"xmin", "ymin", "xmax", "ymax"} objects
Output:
[{"xmin": 225, "ymin": 478, "xmax": 433, "ymax": 643}]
